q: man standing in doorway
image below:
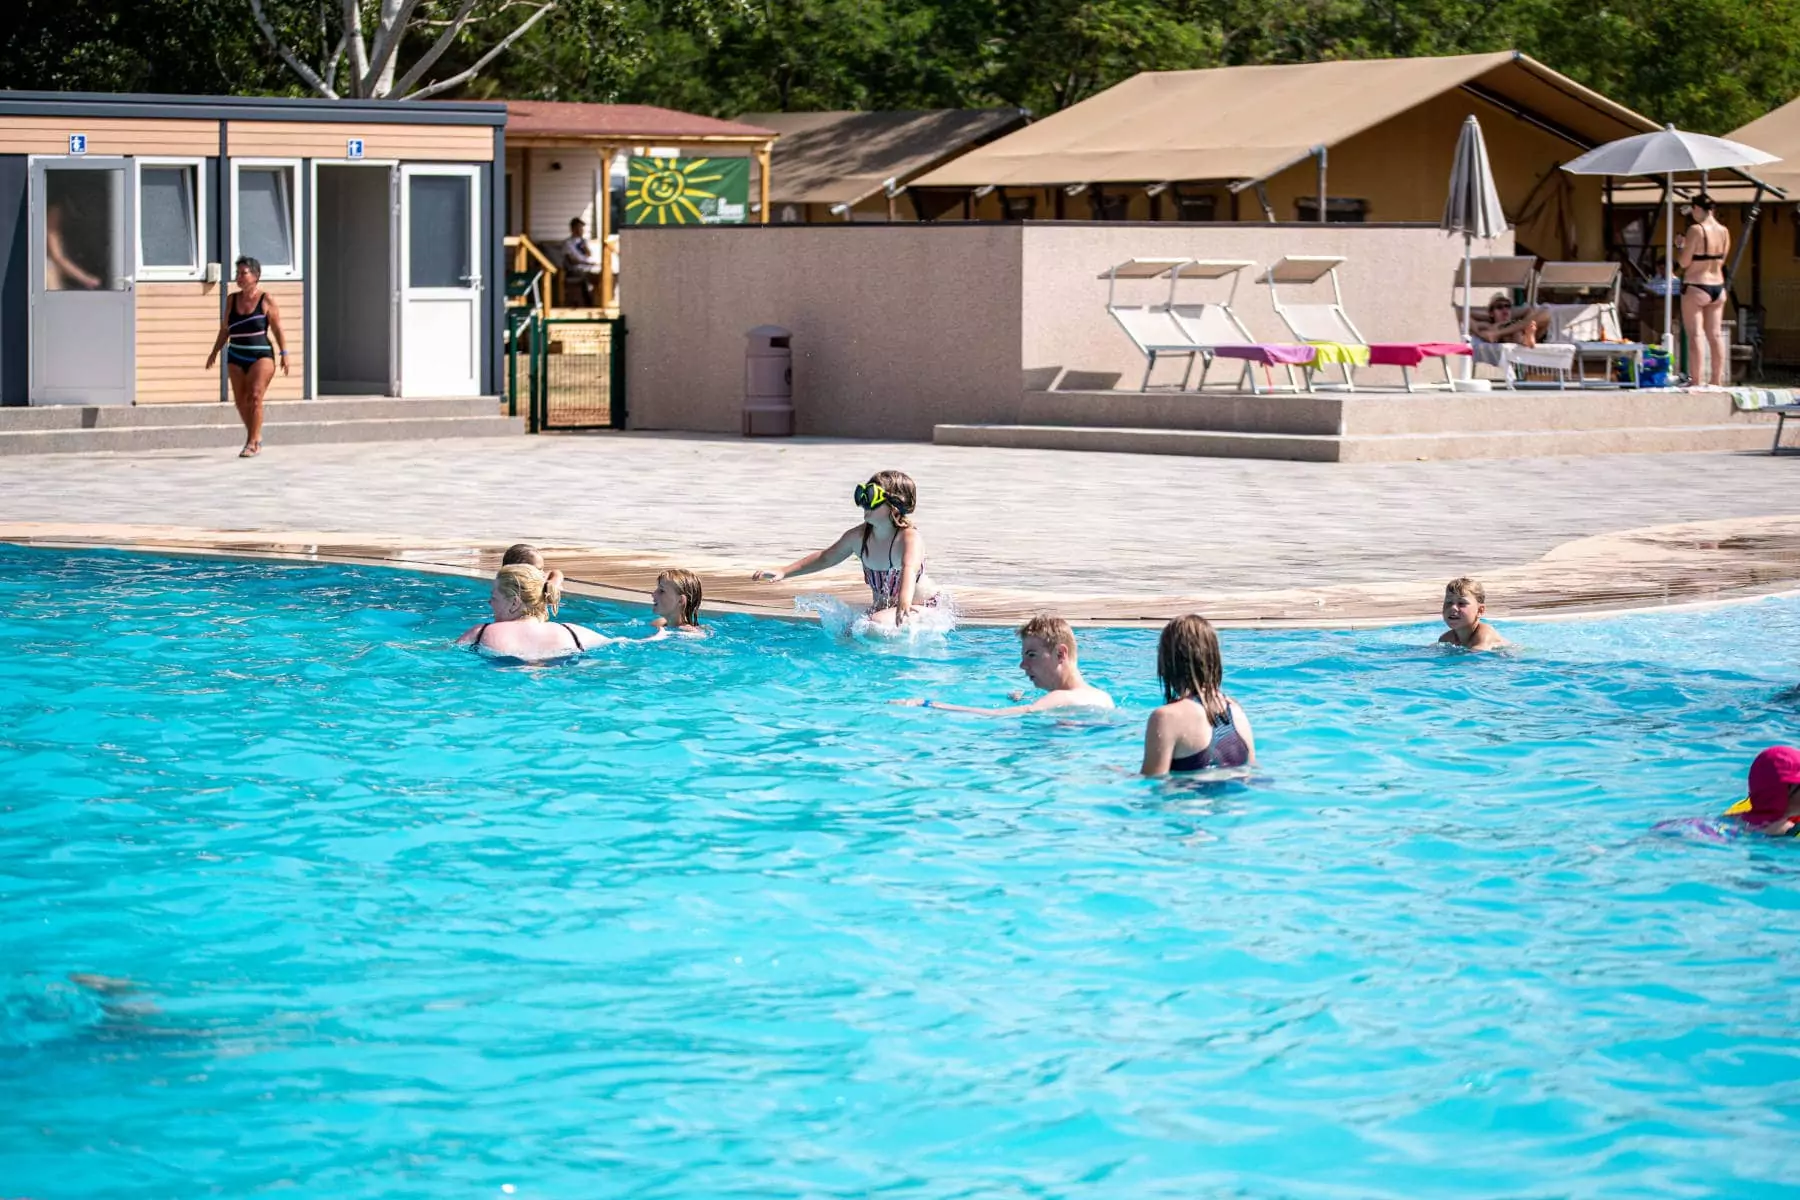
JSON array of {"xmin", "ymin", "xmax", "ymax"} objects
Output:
[{"xmin": 562, "ymin": 217, "xmax": 601, "ymax": 307}]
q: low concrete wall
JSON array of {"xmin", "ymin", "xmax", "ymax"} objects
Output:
[
  {"xmin": 623, "ymin": 221, "xmax": 1510, "ymax": 437},
  {"xmin": 1021, "ymin": 223, "xmax": 1510, "ymax": 391},
  {"xmin": 624, "ymin": 225, "xmax": 1022, "ymax": 439}
]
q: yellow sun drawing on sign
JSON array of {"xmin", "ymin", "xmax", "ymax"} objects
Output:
[{"xmin": 625, "ymin": 157, "xmax": 729, "ymax": 225}]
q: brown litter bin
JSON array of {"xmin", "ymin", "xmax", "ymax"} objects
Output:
[{"xmin": 743, "ymin": 325, "xmax": 793, "ymax": 436}]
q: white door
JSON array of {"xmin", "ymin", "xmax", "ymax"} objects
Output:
[
  {"xmin": 30, "ymin": 157, "xmax": 135, "ymax": 404},
  {"xmin": 399, "ymin": 165, "xmax": 481, "ymax": 397}
]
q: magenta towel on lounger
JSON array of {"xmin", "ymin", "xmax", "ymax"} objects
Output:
[
  {"xmin": 1366, "ymin": 342, "xmax": 1472, "ymax": 368},
  {"xmin": 1211, "ymin": 344, "xmax": 1317, "ymax": 366}
]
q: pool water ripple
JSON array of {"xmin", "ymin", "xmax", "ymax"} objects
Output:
[{"xmin": 2, "ymin": 545, "xmax": 1798, "ymax": 1198}]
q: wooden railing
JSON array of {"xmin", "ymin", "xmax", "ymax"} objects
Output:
[{"xmin": 504, "ymin": 234, "xmax": 560, "ymax": 317}]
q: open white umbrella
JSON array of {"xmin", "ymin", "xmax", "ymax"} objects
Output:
[
  {"xmin": 1442, "ymin": 115, "xmax": 1510, "ymax": 345},
  {"xmin": 1562, "ymin": 124, "xmax": 1779, "ymax": 351}
]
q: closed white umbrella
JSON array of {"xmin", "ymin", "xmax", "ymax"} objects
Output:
[
  {"xmin": 1562, "ymin": 125, "xmax": 1779, "ymax": 352},
  {"xmin": 1442, "ymin": 115, "xmax": 1510, "ymax": 344}
]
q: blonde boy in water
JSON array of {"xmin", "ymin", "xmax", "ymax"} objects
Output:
[
  {"xmin": 502, "ymin": 544, "xmax": 564, "ymax": 612},
  {"xmin": 897, "ymin": 615, "xmax": 1113, "ymax": 715},
  {"xmin": 1438, "ymin": 576, "xmax": 1507, "ymax": 650}
]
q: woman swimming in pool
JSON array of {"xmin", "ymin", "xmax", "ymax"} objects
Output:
[
  {"xmin": 456, "ymin": 563, "xmax": 606, "ymax": 660},
  {"xmin": 1141, "ymin": 614, "xmax": 1256, "ymax": 777},
  {"xmin": 752, "ymin": 470, "xmax": 942, "ymax": 627}
]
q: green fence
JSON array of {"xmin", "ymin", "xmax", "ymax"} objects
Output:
[{"xmin": 506, "ymin": 312, "xmax": 627, "ymax": 432}]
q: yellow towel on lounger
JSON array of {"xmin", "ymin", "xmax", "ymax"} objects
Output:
[{"xmin": 1306, "ymin": 341, "xmax": 1370, "ymax": 367}]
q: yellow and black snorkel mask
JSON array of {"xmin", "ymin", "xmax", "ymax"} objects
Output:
[{"xmin": 854, "ymin": 481, "xmax": 911, "ymax": 513}]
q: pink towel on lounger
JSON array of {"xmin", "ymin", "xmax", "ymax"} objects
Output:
[
  {"xmin": 1366, "ymin": 342, "xmax": 1472, "ymax": 368},
  {"xmin": 1211, "ymin": 344, "xmax": 1317, "ymax": 366}
]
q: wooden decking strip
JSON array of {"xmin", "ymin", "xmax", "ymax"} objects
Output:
[{"xmin": 5, "ymin": 518, "xmax": 1800, "ymax": 628}]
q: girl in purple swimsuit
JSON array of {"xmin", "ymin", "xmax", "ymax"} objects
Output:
[{"xmin": 753, "ymin": 470, "xmax": 942, "ymax": 626}]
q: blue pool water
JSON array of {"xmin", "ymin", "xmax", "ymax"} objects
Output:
[{"xmin": 2, "ymin": 544, "xmax": 1798, "ymax": 1199}]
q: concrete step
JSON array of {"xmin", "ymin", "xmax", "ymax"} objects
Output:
[
  {"xmin": 1023, "ymin": 388, "xmax": 1777, "ymax": 438},
  {"xmin": 935, "ymin": 421, "xmax": 1778, "ymax": 462},
  {"xmin": 0, "ymin": 414, "xmax": 524, "ymax": 456},
  {"xmin": 935, "ymin": 423, "xmax": 1344, "ymax": 461},
  {"xmin": 1018, "ymin": 390, "xmax": 1343, "ymax": 435},
  {"xmin": 0, "ymin": 396, "xmax": 505, "ymax": 432},
  {"xmin": 1336, "ymin": 423, "xmax": 1777, "ymax": 462}
]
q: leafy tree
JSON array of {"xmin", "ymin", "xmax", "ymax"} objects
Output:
[
  {"xmin": 245, "ymin": 0, "xmax": 564, "ymax": 99},
  {"xmin": 985, "ymin": 0, "xmax": 1225, "ymax": 113},
  {"xmin": 0, "ymin": 0, "xmax": 288, "ymax": 95},
  {"xmin": 5, "ymin": 0, "xmax": 1799, "ymax": 137}
]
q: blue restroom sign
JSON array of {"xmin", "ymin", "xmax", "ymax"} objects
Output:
[
  {"xmin": 346, "ymin": 138, "xmax": 364, "ymax": 160},
  {"xmin": 68, "ymin": 134, "xmax": 87, "ymax": 155}
]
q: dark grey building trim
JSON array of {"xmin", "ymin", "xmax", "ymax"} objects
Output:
[
  {"xmin": 0, "ymin": 156, "xmax": 25, "ymax": 405},
  {"xmin": 300, "ymin": 162, "xmax": 312, "ymax": 400},
  {"xmin": 0, "ymin": 90, "xmax": 505, "ymax": 127},
  {"xmin": 487, "ymin": 124, "xmax": 505, "ymax": 395},
  {"xmin": 218, "ymin": 120, "xmax": 229, "ymax": 404}
]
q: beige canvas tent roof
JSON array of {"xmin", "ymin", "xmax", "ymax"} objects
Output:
[
  {"xmin": 912, "ymin": 51, "xmax": 1660, "ymax": 190},
  {"xmin": 1726, "ymin": 98, "xmax": 1800, "ymax": 196},
  {"xmin": 739, "ymin": 108, "xmax": 1028, "ymax": 207}
]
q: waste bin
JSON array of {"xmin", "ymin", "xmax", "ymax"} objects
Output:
[{"xmin": 743, "ymin": 325, "xmax": 793, "ymax": 436}]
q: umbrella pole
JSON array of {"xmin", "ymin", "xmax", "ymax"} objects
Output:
[
  {"xmin": 1461, "ymin": 233, "xmax": 1474, "ymax": 379},
  {"xmin": 1665, "ymin": 172, "xmax": 1675, "ymax": 355}
]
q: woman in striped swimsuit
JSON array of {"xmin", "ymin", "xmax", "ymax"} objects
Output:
[
  {"xmin": 205, "ymin": 256, "xmax": 289, "ymax": 457},
  {"xmin": 1141, "ymin": 614, "xmax": 1257, "ymax": 777}
]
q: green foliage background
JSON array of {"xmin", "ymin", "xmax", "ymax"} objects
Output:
[{"xmin": 5, "ymin": 0, "xmax": 1798, "ymax": 134}]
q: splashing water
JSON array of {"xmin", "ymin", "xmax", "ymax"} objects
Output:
[{"xmin": 792, "ymin": 589, "xmax": 960, "ymax": 641}]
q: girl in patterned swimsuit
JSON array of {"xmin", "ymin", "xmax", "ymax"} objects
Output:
[
  {"xmin": 1141, "ymin": 614, "xmax": 1257, "ymax": 777},
  {"xmin": 753, "ymin": 470, "xmax": 942, "ymax": 627}
]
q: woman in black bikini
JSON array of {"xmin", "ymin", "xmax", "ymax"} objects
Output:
[
  {"xmin": 1677, "ymin": 195, "xmax": 1731, "ymax": 389},
  {"xmin": 456, "ymin": 564, "xmax": 607, "ymax": 661},
  {"xmin": 204, "ymin": 257, "xmax": 289, "ymax": 457},
  {"xmin": 1141, "ymin": 614, "xmax": 1256, "ymax": 777}
]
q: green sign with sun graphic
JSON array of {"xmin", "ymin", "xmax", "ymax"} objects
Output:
[{"xmin": 625, "ymin": 156, "xmax": 750, "ymax": 225}]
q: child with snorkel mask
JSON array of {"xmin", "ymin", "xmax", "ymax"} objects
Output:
[{"xmin": 752, "ymin": 469, "xmax": 942, "ymax": 626}]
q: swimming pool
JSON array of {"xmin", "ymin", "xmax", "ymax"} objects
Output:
[{"xmin": 3, "ymin": 544, "xmax": 1797, "ymax": 1198}]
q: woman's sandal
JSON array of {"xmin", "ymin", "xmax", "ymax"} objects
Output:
[{"xmin": 239, "ymin": 442, "xmax": 261, "ymax": 458}]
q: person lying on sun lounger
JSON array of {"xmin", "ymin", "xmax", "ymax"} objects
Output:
[{"xmin": 1470, "ymin": 292, "xmax": 1552, "ymax": 348}]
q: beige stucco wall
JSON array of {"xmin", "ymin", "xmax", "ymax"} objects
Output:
[
  {"xmin": 624, "ymin": 222, "xmax": 1512, "ymax": 437},
  {"xmin": 623, "ymin": 225, "xmax": 1023, "ymax": 438},
  {"xmin": 1021, "ymin": 223, "xmax": 1511, "ymax": 391}
]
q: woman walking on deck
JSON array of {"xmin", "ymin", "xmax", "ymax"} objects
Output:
[{"xmin": 204, "ymin": 256, "xmax": 289, "ymax": 457}]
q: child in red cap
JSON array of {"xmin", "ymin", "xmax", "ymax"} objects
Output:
[{"xmin": 1732, "ymin": 746, "xmax": 1800, "ymax": 835}]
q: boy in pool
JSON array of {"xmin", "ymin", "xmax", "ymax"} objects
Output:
[
  {"xmin": 502, "ymin": 543, "xmax": 564, "ymax": 613},
  {"xmin": 650, "ymin": 568, "xmax": 707, "ymax": 636},
  {"xmin": 1438, "ymin": 576, "xmax": 1507, "ymax": 650},
  {"xmin": 896, "ymin": 615, "xmax": 1113, "ymax": 715}
]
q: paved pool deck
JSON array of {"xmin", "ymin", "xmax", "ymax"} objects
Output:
[{"xmin": 3, "ymin": 433, "xmax": 1799, "ymax": 625}]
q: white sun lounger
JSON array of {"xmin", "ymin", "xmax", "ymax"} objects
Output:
[
  {"xmin": 1165, "ymin": 260, "xmax": 1311, "ymax": 394},
  {"xmin": 1101, "ymin": 258, "xmax": 1209, "ymax": 390},
  {"xmin": 1534, "ymin": 261, "xmax": 1646, "ymax": 387},
  {"xmin": 1455, "ymin": 255, "xmax": 1575, "ymax": 389},
  {"xmin": 1266, "ymin": 255, "xmax": 1470, "ymax": 392}
]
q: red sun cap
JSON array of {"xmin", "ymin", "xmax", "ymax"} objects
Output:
[{"xmin": 1746, "ymin": 745, "xmax": 1800, "ymax": 825}]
